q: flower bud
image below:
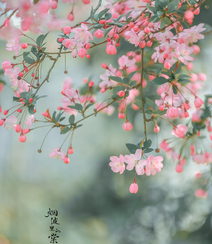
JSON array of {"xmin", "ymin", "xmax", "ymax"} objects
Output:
[{"xmin": 129, "ymin": 182, "xmax": 138, "ymax": 194}]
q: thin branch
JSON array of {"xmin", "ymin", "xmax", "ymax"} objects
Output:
[
  {"xmin": 140, "ymin": 48, "xmax": 147, "ymax": 141},
  {"xmin": 33, "ymin": 46, "xmax": 62, "ymax": 97}
]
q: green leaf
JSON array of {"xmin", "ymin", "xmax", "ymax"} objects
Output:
[
  {"xmin": 111, "ymin": 95, "xmax": 123, "ymax": 101},
  {"xmin": 177, "ymin": 74, "xmax": 191, "ymax": 80},
  {"xmin": 108, "ymin": 76, "xmax": 123, "ymax": 83},
  {"xmin": 160, "ymin": 19, "xmax": 166, "ymax": 29},
  {"xmin": 84, "ymin": 103, "xmax": 94, "ymax": 111},
  {"xmin": 93, "ymin": 24, "xmax": 103, "ymax": 29},
  {"xmin": 36, "ymin": 33, "xmax": 48, "ymax": 47},
  {"xmin": 122, "ymin": 78, "xmax": 129, "ymax": 84},
  {"xmin": 170, "ymin": 62, "xmax": 182, "ymax": 73},
  {"xmin": 143, "ymin": 139, "xmax": 152, "ymax": 149},
  {"xmin": 23, "ymin": 52, "xmax": 35, "ymax": 64},
  {"xmin": 56, "ymin": 111, "xmax": 64, "ymax": 121},
  {"xmin": 205, "ymin": 94, "xmax": 212, "ymax": 98},
  {"xmin": 31, "ymin": 46, "xmax": 38, "ymax": 57},
  {"xmin": 98, "ymin": 8, "xmax": 109, "ymax": 19},
  {"xmin": 34, "ymin": 95, "xmax": 47, "ymax": 101},
  {"xmin": 126, "ymin": 11, "xmax": 132, "ymax": 20},
  {"xmin": 152, "ymin": 77, "xmax": 167, "ymax": 85},
  {"xmin": 163, "ymin": 16, "xmax": 172, "ymax": 25},
  {"xmin": 134, "ymin": 99, "xmax": 143, "ymax": 108},
  {"xmin": 168, "ymin": 0, "xmax": 179, "ymax": 13},
  {"xmin": 177, "ymin": 5, "xmax": 187, "ymax": 11},
  {"xmin": 105, "ymin": 13, "xmax": 112, "ymax": 20},
  {"xmin": 130, "ymin": 81, "xmax": 137, "ymax": 86},
  {"xmin": 145, "ymin": 109, "xmax": 153, "ymax": 115},
  {"xmin": 68, "ymin": 103, "xmax": 83, "ymax": 111},
  {"xmin": 113, "ymin": 22, "xmax": 124, "ymax": 28},
  {"xmin": 52, "ymin": 111, "xmax": 56, "ymax": 121},
  {"xmin": 172, "ymin": 85, "xmax": 178, "ymax": 94},
  {"xmin": 145, "ymin": 98, "xmax": 156, "ymax": 110},
  {"xmin": 128, "ymin": 71, "xmax": 138, "ymax": 81},
  {"xmin": 13, "ymin": 96, "xmax": 20, "ymax": 102},
  {"xmin": 68, "ymin": 115, "xmax": 75, "ymax": 124},
  {"xmin": 126, "ymin": 143, "xmax": 140, "ymax": 154},
  {"xmin": 76, "ymin": 124, "xmax": 83, "ymax": 129},
  {"xmin": 20, "ymin": 92, "xmax": 30, "ymax": 100},
  {"xmin": 116, "ymin": 12, "xmax": 126, "ymax": 21},
  {"xmin": 0, "ymin": 80, "xmax": 5, "ymax": 85},
  {"xmin": 0, "ymin": 69, "xmax": 4, "ymax": 75},
  {"xmin": 28, "ymin": 105, "xmax": 35, "ymax": 114},
  {"xmin": 90, "ymin": 6, "xmax": 94, "ymax": 23},
  {"xmin": 156, "ymin": 109, "xmax": 167, "ymax": 115},
  {"xmin": 188, "ymin": 0, "xmax": 197, "ymax": 4},
  {"xmin": 159, "ymin": 0, "xmax": 169, "ymax": 8},
  {"xmin": 59, "ymin": 117, "xmax": 65, "ymax": 122},
  {"xmin": 94, "ymin": 14, "xmax": 99, "ymax": 21},
  {"xmin": 201, "ymin": 107, "xmax": 211, "ymax": 119},
  {"xmin": 155, "ymin": 0, "xmax": 159, "ymax": 7},
  {"xmin": 60, "ymin": 126, "xmax": 71, "ymax": 134},
  {"xmin": 146, "ymin": 4, "xmax": 157, "ymax": 13}
]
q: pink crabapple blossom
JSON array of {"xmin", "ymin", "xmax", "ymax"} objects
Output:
[
  {"xmin": 125, "ymin": 149, "xmax": 147, "ymax": 175},
  {"xmin": 49, "ymin": 148, "xmax": 66, "ymax": 160},
  {"xmin": 145, "ymin": 155, "xmax": 163, "ymax": 176},
  {"xmin": 172, "ymin": 124, "xmax": 188, "ymax": 138},
  {"xmin": 109, "ymin": 154, "xmax": 125, "ymax": 174}
]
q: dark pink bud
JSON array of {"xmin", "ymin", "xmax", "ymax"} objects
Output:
[{"xmin": 21, "ymin": 43, "xmax": 28, "ymax": 49}]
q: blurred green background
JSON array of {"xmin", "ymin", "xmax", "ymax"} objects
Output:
[{"xmin": 0, "ymin": 1, "xmax": 212, "ymax": 244}]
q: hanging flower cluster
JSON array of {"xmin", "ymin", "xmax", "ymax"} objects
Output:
[{"xmin": 0, "ymin": 0, "xmax": 211, "ymax": 196}]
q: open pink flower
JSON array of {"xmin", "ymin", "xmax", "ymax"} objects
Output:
[
  {"xmin": 2, "ymin": 60, "xmax": 12, "ymax": 71},
  {"xmin": 72, "ymin": 23, "xmax": 93, "ymax": 44},
  {"xmin": 174, "ymin": 43, "xmax": 194, "ymax": 65},
  {"xmin": 25, "ymin": 114, "xmax": 35, "ymax": 129},
  {"xmin": 62, "ymin": 39, "xmax": 76, "ymax": 50},
  {"xmin": 179, "ymin": 24, "xmax": 205, "ymax": 45},
  {"xmin": 61, "ymin": 88, "xmax": 78, "ymax": 104},
  {"xmin": 0, "ymin": 115, "xmax": 17, "ymax": 130},
  {"xmin": 192, "ymin": 154, "xmax": 206, "ymax": 164},
  {"xmin": 95, "ymin": 102, "xmax": 115, "ymax": 115},
  {"xmin": 6, "ymin": 36, "xmax": 22, "ymax": 56},
  {"xmin": 109, "ymin": 154, "xmax": 125, "ymax": 174},
  {"xmin": 4, "ymin": 67, "xmax": 20, "ymax": 87},
  {"xmin": 124, "ymin": 29, "xmax": 140, "ymax": 47},
  {"xmin": 160, "ymin": 140, "xmax": 170, "ymax": 152},
  {"xmin": 118, "ymin": 55, "xmax": 136, "ymax": 70},
  {"xmin": 172, "ymin": 124, "xmax": 188, "ymax": 138},
  {"xmin": 145, "ymin": 155, "xmax": 163, "ymax": 176},
  {"xmin": 125, "ymin": 149, "xmax": 147, "ymax": 175},
  {"xmin": 49, "ymin": 147, "xmax": 66, "ymax": 160},
  {"xmin": 99, "ymin": 64, "xmax": 117, "ymax": 89}
]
